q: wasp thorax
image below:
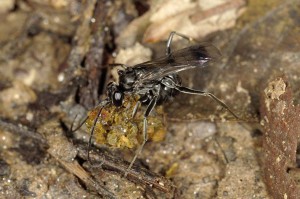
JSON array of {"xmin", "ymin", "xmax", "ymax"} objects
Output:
[{"xmin": 119, "ymin": 68, "xmax": 137, "ymax": 91}]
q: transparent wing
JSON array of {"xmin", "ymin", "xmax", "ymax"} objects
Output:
[{"xmin": 133, "ymin": 43, "xmax": 221, "ymax": 87}]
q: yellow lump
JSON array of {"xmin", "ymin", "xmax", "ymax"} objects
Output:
[{"xmin": 85, "ymin": 95, "xmax": 167, "ymax": 149}]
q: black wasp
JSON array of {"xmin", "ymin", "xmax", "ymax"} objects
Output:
[{"xmin": 88, "ymin": 31, "xmax": 238, "ymax": 174}]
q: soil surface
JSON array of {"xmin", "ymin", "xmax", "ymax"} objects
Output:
[{"xmin": 1, "ymin": 1, "xmax": 300, "ymax": 198}]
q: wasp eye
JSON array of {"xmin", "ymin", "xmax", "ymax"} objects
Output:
[
  {"xmin": 118, "ymin": 70, "xmax": 124, "ymax": 75},
  {"xmin": 112, "ymin": 91, "xmax": 123, "ymax": 107}
]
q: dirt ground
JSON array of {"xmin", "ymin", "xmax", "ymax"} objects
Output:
[{"xmin": 0, "ymin": 0, "xmax": 300, "ymax": 199}]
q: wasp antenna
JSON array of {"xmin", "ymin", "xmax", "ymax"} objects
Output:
[
  {"xmin": 87, "ymin": 101, "xmax": 109, "ymax": 162},
  {"xmin": 70, "ymin": 115, "xmax": 89, "ymax": 133}
]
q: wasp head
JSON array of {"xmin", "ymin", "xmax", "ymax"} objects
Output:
[{"xmin": 107, "ymin": 82, "xmax": 124, "ymax": 107}]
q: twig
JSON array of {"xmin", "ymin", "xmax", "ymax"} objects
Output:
[
  {"xmin": 78, "ymin": 0, "xmax": 109, "ymax": 108},
  {"xmin": 51, "ymin": 155, "xmax": 116, "ymax": 199},
  {"xmin": 0, "ymin": 118, "xmax": 47, "ymax": 145},
  {"xmin": 77, "ymin": 146, "xmax": 177, "ymax": 195}
]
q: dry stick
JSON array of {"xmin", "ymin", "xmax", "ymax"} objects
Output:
[
  {"xmin": 50, "ymin": 153, "xmax": 116, "ymax": 199},
  {"xmin": 78, "ymin": 0, "xmax": 109, "ymax": 108},
  {"xmin": 77, "ymin": 147, "xmax": 177, "ymax": 195},
  {"xmin": 0, "ymin": 118, "xmax": 115, "ymax": 197},
  {"xmin": 65, "ymin": 0, "xmax": 97, "ymax": 70},
  {"xmin": 62, "ymin": 0, "xmax": 110, "ymax": 108},
  {"xmin": 0, "ymin": 118, "xmax": 47, "ymax": 145}
]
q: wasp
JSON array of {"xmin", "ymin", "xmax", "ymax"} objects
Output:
[{"xmin": 87, "ymin": 32, "xmax": 238, "ymax": 175}]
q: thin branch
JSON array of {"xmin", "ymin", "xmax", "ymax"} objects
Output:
[{"xmin": 77, "ymin": 146, "xmax": 177, "ymax": 195}]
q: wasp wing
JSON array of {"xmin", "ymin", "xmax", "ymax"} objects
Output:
[{"xmin": 133, "ymin": 43, "xmax": 221, "ymax": 87}]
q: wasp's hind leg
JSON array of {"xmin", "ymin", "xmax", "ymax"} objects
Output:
[
  {"xmin": 166, "ymin": 31, "xmax": 196, "ymax": 56},
  {"xmin": 124, "ymin": 96, "xmax": 158, "ymax": 177},
  {"xmin": 131, "ymin": 100, "xmax": 141, "ymax": 119},
  {"xmin": 174, "ymin": 85, "xmax": 239, "ymax": 119}
]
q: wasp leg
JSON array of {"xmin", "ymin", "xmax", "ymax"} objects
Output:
[
  {"xmin": 132, "ymin": 100, "xmax": 141, "ymax": 119},
  {"xmin": 87, "ymin": 100, "xmax": 110, "ymax": 162},
  {"xmin": 166, "ymin": 31, "xmax": 195, "ymax": 56},
  {"xmin": 125, "ymin": 96, "xmax": 158, "ymax": 177},
  {"xmin": 174, "ymin": 85, "xmax": 239, "ymax": 119}
]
